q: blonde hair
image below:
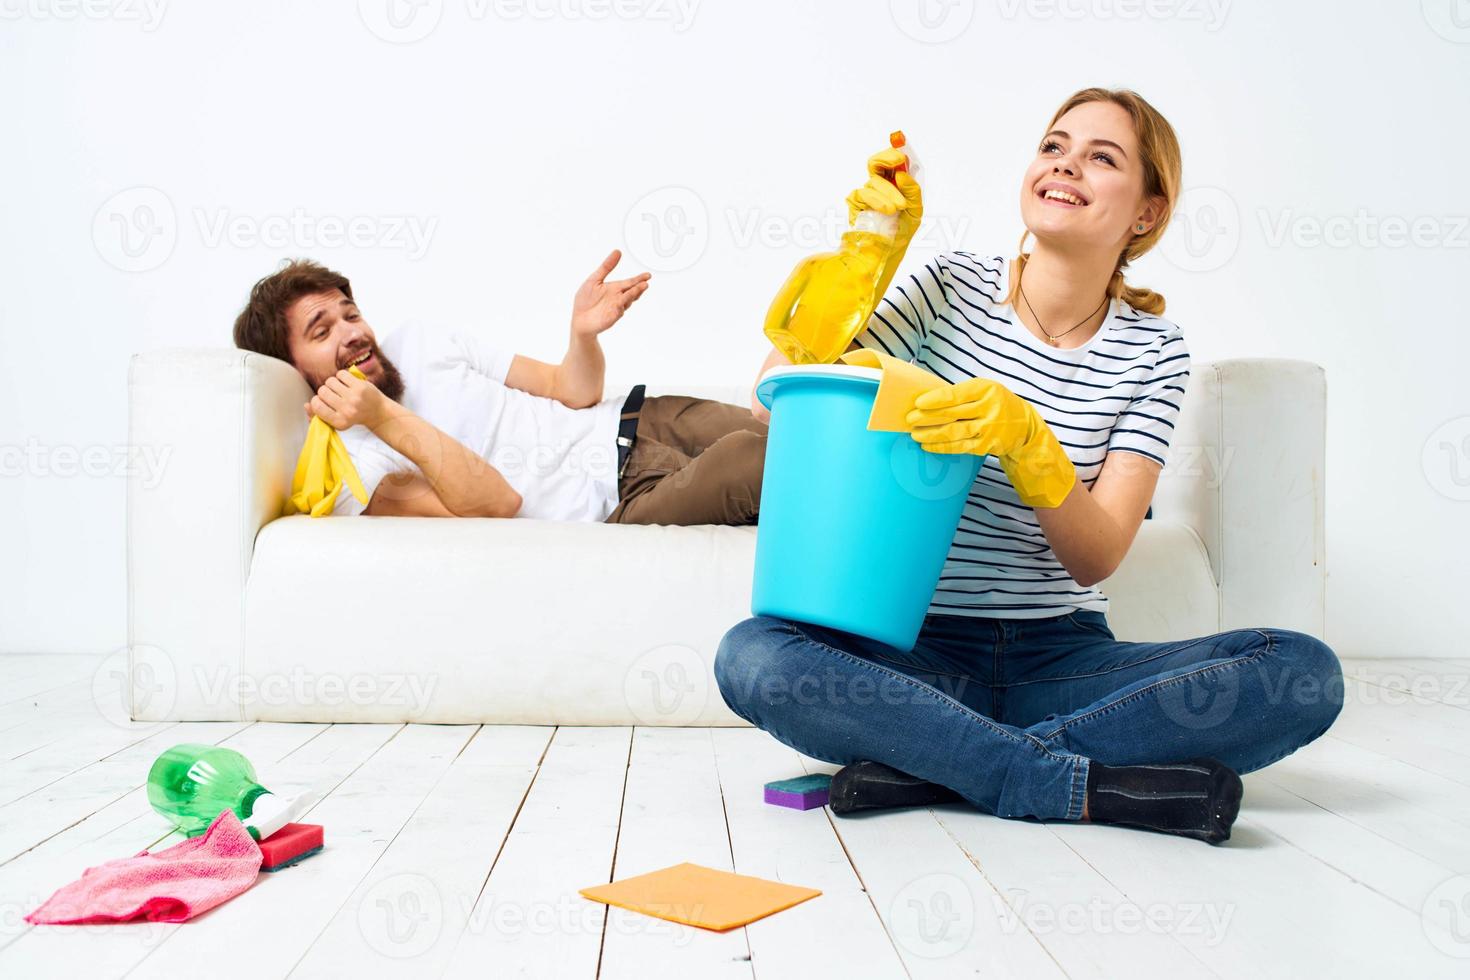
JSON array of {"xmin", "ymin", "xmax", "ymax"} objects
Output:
[{"xmin": 1006, "ymin": 87, "xmax": 1182, "ymax": 316}]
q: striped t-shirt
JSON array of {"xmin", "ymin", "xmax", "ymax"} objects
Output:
[{"xmin": 854, "ymin": 250, "xmax": 1191, "ymax": 620}]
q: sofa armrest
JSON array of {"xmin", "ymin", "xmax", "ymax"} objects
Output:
[
  {"xmin": 1151, "ymin": 358, "xmax": 1326, "ymax": 637},
  {"xmin": 128, "ymin": 349, "xmax": 309, "ymax": 720}
]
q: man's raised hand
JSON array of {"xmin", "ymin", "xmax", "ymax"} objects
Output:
[{"xmin": 571, "ymin": 249, "xmax": 651, "ymax": 338}]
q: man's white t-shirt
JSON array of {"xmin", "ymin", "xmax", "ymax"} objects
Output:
[{"xmin": 329, "ymin": 323, "xmax": 629, "ymax": 522}]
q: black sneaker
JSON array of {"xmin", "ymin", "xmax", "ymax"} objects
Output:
[
  {"xmin": 1085, "ymin": 757, "xmax": 1244, "ymax": 844},
  {"xmin": 828, "ymin": 760, "xmax": 964, "ymax": 816}
]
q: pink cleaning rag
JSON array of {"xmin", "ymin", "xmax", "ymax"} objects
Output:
[{"xmin": 25, "ymin": 809, "xmax": 263, "ymax": 925}]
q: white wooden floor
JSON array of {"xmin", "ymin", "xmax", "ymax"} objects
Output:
[{"xmin": 2, "ymin": 653, "xmax": 1469, "ymax": 979}]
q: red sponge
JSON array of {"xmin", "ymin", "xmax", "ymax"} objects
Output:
[{"xmin": 258, "ymin": 823, "xmax": 324, "ymax": 872}]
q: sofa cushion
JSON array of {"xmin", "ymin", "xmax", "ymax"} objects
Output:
[{"xmin": 235, "ymin": 516, "xmax": 1216, "ymax": 725}]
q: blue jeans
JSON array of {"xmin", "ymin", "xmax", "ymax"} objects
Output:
[{"xmin": 714, "ymin": 611, "xmax": 1344, "ymax": 822}]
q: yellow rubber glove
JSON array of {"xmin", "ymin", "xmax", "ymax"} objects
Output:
[
  {"xmin": 845, "ymin": 145, "xmax": 922, "ymax": 303},
  {"xmin": 283, "ymin": 365, "xmax": 370, "ymax": 518},
  {"xmin": 906, "ymin": 377, "xmax": 1077, "ymax": 509}
]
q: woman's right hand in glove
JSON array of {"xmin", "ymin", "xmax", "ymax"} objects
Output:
[{"xmin": 845, "ymin": 146, "xmax": 923, "ymax": 300}]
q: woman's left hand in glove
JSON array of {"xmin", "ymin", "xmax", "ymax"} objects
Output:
[{"xmin": 906, "ymin": 376, "xmax": 1077, "ymax": 508}]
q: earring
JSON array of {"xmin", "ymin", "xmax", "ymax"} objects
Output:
[{"xmin": 1135, "ymin": 223, "xmax": 1145, "ymax": 232}]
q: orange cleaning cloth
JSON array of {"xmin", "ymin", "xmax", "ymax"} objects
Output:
[{"xmin": 579, "ymin": 862, "xmax": 821, "ymax": 932}]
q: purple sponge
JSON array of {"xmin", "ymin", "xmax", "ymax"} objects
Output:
[{"xmin": 764, "ymin": 774, "xmax": 832, "ymax": 811}]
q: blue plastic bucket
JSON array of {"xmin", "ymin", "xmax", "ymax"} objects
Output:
[{"xmin": 752, "ymin": 365, "xmax": 984, "ymax": 651}]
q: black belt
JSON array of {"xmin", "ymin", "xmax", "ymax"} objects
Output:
[{"xmin": 616, "ymin": 384, "xmax": 646, "ymax": 478}]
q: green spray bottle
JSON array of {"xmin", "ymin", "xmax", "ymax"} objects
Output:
[{"xmin": 146, "ymin": 744, "xmax": 315, "ymax": 839}]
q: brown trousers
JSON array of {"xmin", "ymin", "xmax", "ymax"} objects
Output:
[{"xmin": 604, "ymin": 395, "xmax": 768, "ymax": 526}]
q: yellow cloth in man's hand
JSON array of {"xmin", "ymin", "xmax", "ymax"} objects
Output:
[{"xmin": 283, "ymin": 365, "xmax": 370, "ymax": 518}]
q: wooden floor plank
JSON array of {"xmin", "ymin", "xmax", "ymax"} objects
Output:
[
  {"xmin": 711, "ymin": 729, "xmax": 909, "ymax": 980},
  {"xmin": 928, "ymin": 805, "xmax": 1220, "ymax": 978},
  {"xmin": 0, "ymin": 721, "xmax": 391, "ymax": 969},
  {"xmin": 1243, "ymin": 773, "xmax": 1467, "ymax": 942},
  {"xmin": 118, "ymin": 724, "xmax": 478, "ymax": 980},
  {"xmin": 287, "ymin": 725, "xmax": 554, "ymax": 978},
  {"xmin": 0, "ymin": 681, "xmax": 98, "ymax": 736},
  {"xmin": 442, "ymin": 727, "xmax": 632, "ymax": 980},
  {"xmin": 1327, "ymin": 680, "xmax": 1470, "ymax": 787},
  {"xmin": 0, "ymin": 696, "xmax": 181, "ymax": 803},
  {"xmin": 0, "ymin": 654, "xmax": 96, "ymax": 704},
  {"xmin": 1, "ymin": 688, "xmax": 164, "ymax": 762},
  {"xmin": 1263, "ymin": 735, "xmax": 1470, "ymax": 867},
  {"xmin": 1, "ymin": 658, "xmax": 1468, "ymax": 977},
  {"xmin": 597, "ymin": 728, "xmax": 751, "ymax": 980},
  {"xmin": 0, "ymin": 666, "xmax": 95, "ymax": 718},
  {"xmin": 799, "ymin": 760, "xmax": 1068, "ymax": 979},
  {"xmin": 1345, "ymin": 659, "xmax": 1470, "ymax": 713},
  {"xmin": 0, "ymin": 722, "xmax": 328, "ymax": 951},
  {"xmin": 1045, "ymin": 807, "xmax": 1465, "ymax": 977},
  {"xmin": 0, "ymin": 652, "xmax": 148, "ymax": 757},
  {"xmin": 1343, "ymin": 677, "xmax": 1470, "ymax": 736},
  {"xmin": 0, "ymin": 721, "xmax": 250, "ymax": 865}
]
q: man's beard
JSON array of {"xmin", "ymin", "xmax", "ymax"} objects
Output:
[{"xmin": 372, "ymin": 349, "xmax": 406, "ymax": 402}]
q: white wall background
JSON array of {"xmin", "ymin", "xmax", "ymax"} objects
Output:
[{"xmin": 2, "ymin": 0, "xmax": 1467, "ymax": 658}]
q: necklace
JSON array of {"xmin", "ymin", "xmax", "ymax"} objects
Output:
[{"xmin": 1019, "ymin": 276, "xmax": 1110, "ymax": 348}]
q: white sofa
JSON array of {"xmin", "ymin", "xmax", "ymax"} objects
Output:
[{"xmin": 126, "ymin": 352, "xmax": 1326, "ymax": 726}]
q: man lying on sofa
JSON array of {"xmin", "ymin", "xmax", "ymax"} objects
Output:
[{"xmin": 231, "ymin": 255, "xmax": 767, "ymax": 524}]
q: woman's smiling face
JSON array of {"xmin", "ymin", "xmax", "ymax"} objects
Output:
[{"xmin": 1019, "ymin": 99, "xmax": 1158, "ymax": 254}]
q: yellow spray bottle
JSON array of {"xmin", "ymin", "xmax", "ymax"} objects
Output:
[{"xmin": 763, "ymin": 131, "xmax": 920, "ymax": 365}]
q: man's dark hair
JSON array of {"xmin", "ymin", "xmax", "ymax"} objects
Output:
[{"xmin": 233, "ymin": 259, "xmax": 354, "ymax": 365}]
